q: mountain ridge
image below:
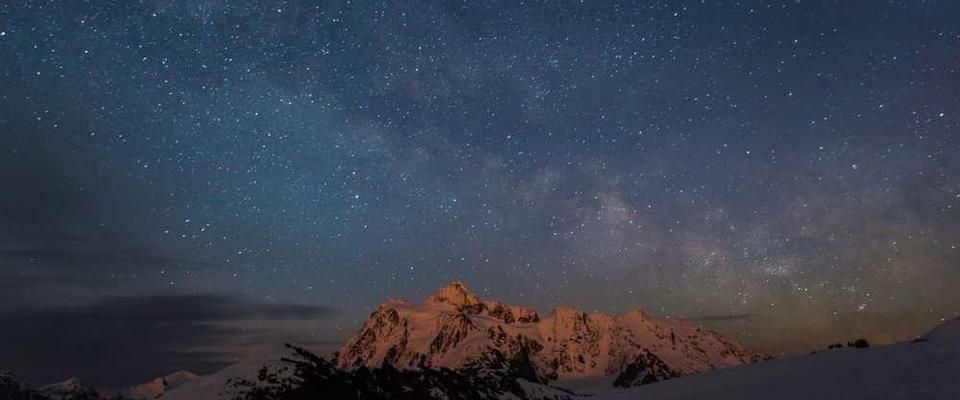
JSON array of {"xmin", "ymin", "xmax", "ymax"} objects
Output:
[{"xmin": 337, "ymin": 281, "xmax": 765, "ymax": 387}]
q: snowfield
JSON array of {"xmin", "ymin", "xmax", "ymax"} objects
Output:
[{"xmin": 595, "ymin": 318, "xmax": 960, "ymax": 400}]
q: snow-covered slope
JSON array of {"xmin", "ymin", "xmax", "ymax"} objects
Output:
[
  {"xmin": 155, "ymin": 367, "xmax": 240, "ymax": 400},
  {"xmin": 121, "ymin": 371, "xmax": 199, "ymax": 400},
  {"xmin": 921, "ymin": 316, "xmax": 960, "ymax": 343},
  {"xmin": 597, "ymin": 317, "xmax": 960, "ymax": 400},
  {"xmin": 157, "ymin": 345, "xmax": 297, "ymax": 400},
  {"xmin": 337, "ymin": 281, "xmax": 764, "ymax": 386}
]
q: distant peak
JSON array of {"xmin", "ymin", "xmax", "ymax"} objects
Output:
[
  {"xmin": 426, "ymin": 281, "xmax": 480, "ymax": 307},
  {"xmin": 38, "ymin": 377, "xmax": 98, "ymax": 396},
  {"xmin": 42, "ymin": 377, "xmax": 81, "ymax": 388}
]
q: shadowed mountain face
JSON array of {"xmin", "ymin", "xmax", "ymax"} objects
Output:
[
  {"xmin": 337, "ymin": 282, "xmax": 765, "ymax": 387},
  {"xmin": 228, "ymin": 344, "xmax": 580, "ymax": 400}
]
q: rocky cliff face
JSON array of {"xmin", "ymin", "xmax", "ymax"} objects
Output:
[{"xmin": 337, "ymin": 281, "xmax": 765, "ymax": 387}]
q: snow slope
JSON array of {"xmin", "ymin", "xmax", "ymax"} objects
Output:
[
  {"xmin": 597, "ymin": 318, "xmax": 960, "ymax": 400},
  {"xmin": 157, "ymin": 345, "xmax": 299, "ymax": 400}
]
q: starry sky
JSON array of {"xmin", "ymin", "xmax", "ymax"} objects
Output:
[{"xmin": 1, "ymin": 0, "xmax": 959, "ymax": 390}]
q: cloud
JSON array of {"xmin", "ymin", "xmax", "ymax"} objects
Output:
[
  {"xmin": 0, "ymin": 294, "xmax": 335, "ymax": 390},
  {"xmin": 0, "ymin": 114, "xmax": 213, "ymax": 304}
]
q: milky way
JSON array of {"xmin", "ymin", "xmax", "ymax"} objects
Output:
[{"xmin": 1, "ymin": 1, "xmax": 959, "ymax": 388}]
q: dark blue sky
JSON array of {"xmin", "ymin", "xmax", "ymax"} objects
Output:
[{"xmin": 1, "ymin": 0, "xmax": 959, "ymax": 389}]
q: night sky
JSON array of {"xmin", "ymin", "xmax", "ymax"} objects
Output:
[{"xmin": 2, "ymin": 0, "xmax": 959, "ymax": 390}]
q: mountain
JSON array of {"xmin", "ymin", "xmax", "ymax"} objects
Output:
[
  {"xmin": 596, "ymin": 317, "xmax": 960, "ymax": 400},
  {"xmin": 120, "ymin": 371, "xmax": 199, "ymax": 400},
  {"xmin": 337, "ymin": 281, "xmax": 765, "ymax": 387},
  {"xmin": 156, "ymin": 353, "xmax": 285, "ymax": 400},
  {"xmin": 134, "ymin": 283, "xmax": 959, "ymax": 400},
  {"xmin": 0, "ymin": 371, "xmax": 199, "ymax": 400},
  {"xmin": 0, "ymin": 373, "xmax": 102, "ymax": 400},
  {"xmin": 36, "ymin": 378, "xmax": 101, "ymax": 400}
]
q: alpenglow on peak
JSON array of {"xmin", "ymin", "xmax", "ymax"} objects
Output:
[{"xmin": 426, "ymin": 280, "xmax": 481, "ymax": 308}]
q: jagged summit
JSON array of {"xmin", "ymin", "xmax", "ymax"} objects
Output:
[
  {"xmin": 426, "ymin": 280, "xmax": 480, "ymax": 308},
  {"xmin": 338, "ymin": 282, "xmax": 765, "ymax": 388}
]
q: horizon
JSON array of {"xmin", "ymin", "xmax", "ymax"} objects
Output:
[
  {"xmin": 4, "ymin": 278, "xmax": 957, "ymax": 393},
  {"xmin": 2, "ymin": 0, "xmax": 959, "ymax": 393},
  {"xmin": 2, "ymin": 279, "xmax": 955, "ymax": 391}
]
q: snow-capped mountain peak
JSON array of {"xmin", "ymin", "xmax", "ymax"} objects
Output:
[
  {"xmin": 337, "ymin": 281, "xmax": 765, "ymax": 387},
  {"xmin": 426, "ymin": 280, "xmax": 481, "ymax": 308}
]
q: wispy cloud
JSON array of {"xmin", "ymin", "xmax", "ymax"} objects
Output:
[{"xmin": 0, "ymin": 294, "xmax": 335, "ymax": 389}]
